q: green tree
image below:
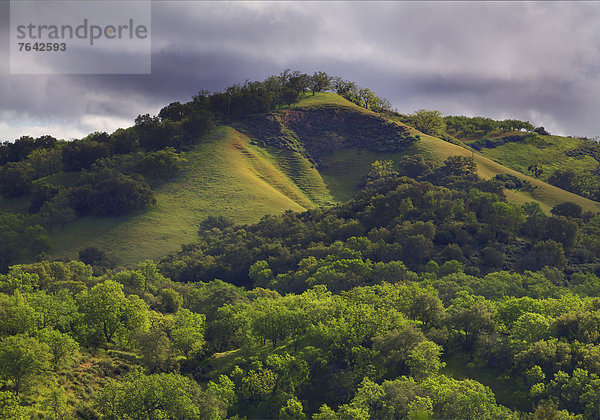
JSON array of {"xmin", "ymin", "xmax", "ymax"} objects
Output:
[
  {"xmin": 406, "ymin": 341, "xmax": 445, "ymax": 379},
  {"xmin": 408, "ymin": 293, "xmax": 445, "ymax": 327},
  {"xmin": 135, "ymin": 330, "xmax": 176, "ymax": 373},
  {"xmin": 36, "ymin": 328, "xmax": 79, "ymax": 370},
  {"xmin": 442, "ymin": 155, "xmax": 477, "ymax": 176},
  {"xmin": 136, "ymin": 260, "xmax": 164, "ymax": 293},
  {"xmin": 0, "ymin": 292, "xmax": 38, "ymax": 335},
  {"xmin": 171, "ymin": 308, "xmax": 206, "ymax": 358},
  {"xmin": 449, "ymin": 292, "xmax": 496, "ymax": 349},
  {"xmin": 43, "ymin": 384, "xmax": 70, "ymax": 420},
  {"xmin": 96, "ymin": 372, "xmax": 206, "ymax": 419},
  {"xmin": 279, "ymin": 397, "xmax": 306, "ymax": 419},
  {"xmin": 310, "ymin": 71, "xmax": 330, "ymax": 95},
  {"xmin": 0, "ymin": 334, "xmax": 50, "ymax": 395},
  {"xmin": 249, "ymin": 260, "xmax": 273, "ymax": 287},
  {"xmin": 159, "ymin": 288, "xmax": 183, "ymax": 313},
  {"xmin": 366, "ymin": 160, "xmax": 398, "ymax": 184},
  {"xmin": 26, "ymin": 148, "xmax": 62, "ymax": 179},
  {"xmin": 519, "ymin": 240, "xmax": 567, "ymax": 271},
  {"xmin": 0, "ymin": 162, "xmax": 33, "ymax": 197},
  {"xmin": 551, "ymin": 202, "xmax": 583, "ymax": 219},
  {"xmin": 266, "ymin": 352, "xmax": 309, "ymax": 393},
  {"xmin": 0, "ymin": 391, "xmax": 25, "ymax": 419},
  {"xmin": 512, "ymin": 313, "xmax": 551, "ymax": 343},
  {"xmin": 79, "ymin": 280, "xmax": 148, "ymax": 346},
  {"xmin": 410, "ymin": 109, "xmax": 446, "ymax": 136},
  {"xmin": 407, "ymin": 396, "xmax": 434, "ymax": 420},
  {"xmin": 398, "ymin": 154, "xmax": 434, "ymax": 178}
]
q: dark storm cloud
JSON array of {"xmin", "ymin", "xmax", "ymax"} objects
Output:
[{"xmin": 1, "ymin": 1, "xmax": 600, "ymax": 140}]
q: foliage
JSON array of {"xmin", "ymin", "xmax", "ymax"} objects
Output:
[
  {"xmin": 0, "ymin": 212, "xmax": 49, "ymax": 273},
  {"xmin": 0, "ymin": 334, "xmax": 50, "ymax": 395},
  {"xmin": 409, "ymin": 109, "xmax": 446, "ymax": 136},
  {"xmin": 1, "ymin": 72, "xmax": 600, "ymax": 418}
]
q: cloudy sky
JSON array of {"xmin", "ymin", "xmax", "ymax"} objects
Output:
[{"xmin": 1, "ymin": 1, "xmax": 600, "ymax": 141}]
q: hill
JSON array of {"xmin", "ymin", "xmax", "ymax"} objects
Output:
[
  {"xmin": 3, "ymin": 92, "xmax": 600, "ymax": 266},
  {"xmin": 4, "ymin": 73, "xmax": 600, "ymax": 419}
]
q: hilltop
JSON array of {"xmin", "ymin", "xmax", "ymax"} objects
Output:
[{"xmin": 2, "ymin": 89, "xmax": 600, "ymax": 266}]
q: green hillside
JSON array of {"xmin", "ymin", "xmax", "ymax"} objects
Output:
[
  {"xmin": 47, "ymin": 126, "xmax": 330, "ymax": 265},
  {"xmin": 4, "ymin": 92, "xmax": 600, "ymax": 266}
]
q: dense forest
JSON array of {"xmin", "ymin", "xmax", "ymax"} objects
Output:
[{"xmin": 2, "ymin": 72, "xmax": 600, "ymax": 418}]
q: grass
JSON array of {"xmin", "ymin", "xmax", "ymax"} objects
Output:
[
  {"xmin": 414, "ymin": 133, "xmax": 600, "ymax": 213},
  {"xmin": 48, "ymin": 127, "xmax": 317, "ymax": 265},
  {"xmin": 291, "ymin": 92, "xmax": 365, "ymax": 110},
  {"xmin": 476, "ymin": 134, "xmax": 597, "ymax": 182},
  {"xmin": 9, "ymin": 92, "xmax": 600, "ymax": 265},
  {"xmin": 323, "ymin": 128, "xmax": 600, "ymax": 214},
  {"xmin": 320, "ymin": 148, "xmax": 406, "ymax": 202}
]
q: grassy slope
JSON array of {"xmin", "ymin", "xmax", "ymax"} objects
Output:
[
  {"xmin": 304, "ymin": 95, "xmax": 600, "ymax": 213},
  {"xmin": 7, "ymin": 92, "xmax": 599, "ymax": 264},
  {"xmin": 48, "ymin": 127, "xmax": 318, "ymax": 265},
  {"xmin": 475, "ymin": 134, "xmax": 597, "ymax": 182},
  {"xmin": 320, "ymin": 134, "xmax": 600, "ymax": 213}
]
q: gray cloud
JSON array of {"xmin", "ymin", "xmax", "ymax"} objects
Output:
[{"xmin": 1, "ymin": 1, "xmax": 600, "ymax": 141}]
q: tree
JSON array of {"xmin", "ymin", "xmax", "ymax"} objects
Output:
[
  {"xmin": 36, "ymin": 328, "xmax": 79, "ymax": 370},
  {"xmin": 160, "ymin": 288, "xmax": 183, "ymax": 313},
  {"xmin": 279, "ymin": 397, "xmax": 306, "ymax": 419},
  {"xmin": 43, "ymin": 384, "xmax": 69, "ymax": 420},
  {"xmin": 512, "ymin": 313, "xmax": 551, "ymax": 343},
  {"xmin": 84, "ymin": 170, "xmax": 156, "ymax": 217},
  {"xmin": 406, "ymin": 341, "xmax": 445, "ymax": 379},
  {"xmin": 398, "ymin": 154, "xmax": 433, "ymax": 178},
  {"xmin": 551, "ymin": 202, "xmax": 582, "ymax": 219},
  {"xmin": 479, "ymin": 118, "xmax": 497, "ymax": 134},
  {"xmin": 0, "ymin": 335, "xmax": 50, "ymax": 395},
  {"xmin": 136, "ymin": 260, "xmax": 165, "ymax": 294},
  {"xmin": 407, "ymin": 396, "xmax": 434, "ymax": 420},
  {"xmin": 0, "ymin": 292, "xmax": 38, "ymax": 335},
  {"xmin": 518, "ymin": 240, "xmax": 567, "ymax": 272},
  {"xmin": 279, "ymin": 88, "xmax": 301, "ymax": 105},
  {"xmin": 410, "ymin": 109, "xmax": 446, "ymax": 136},
  {"xmin": 61, "ymin": 140, "xmax": 111, "ymax": 172},
  {"xmin": 366, "ymin": 160, "xmax": 398, "ymax": 184},
  {"xmin": 158, "ymin": 101, "xmax": 188, "ymax": 122},
  {"xmin": 96, "ymin": 372, "xmax": 208, "ymax": 419},
  {"xmin": 249, "ymin": 260, "xmax": 273, "ymax": 287},
  {"xmin": 373, "ymin": 324, "xmax": 426, "ymax": 373},
  {"xmin": 171, "ymin": 308, "xmax": 206, "ymax": 358},
  {"xmin": 0, "ymin": 391, "xmax": 25, "ymax": 419},
  {"xmin": 442, "ymin": 155, "xmax": 477, "ymax": 176},
  {"xmin": 543, "ymin": 216, "xmax": 578, "ymax": 249},
  {"xmin": 528, "ymin": 164, "xmax": 544, "ymax": 178},
  {"xmin": 408, "ymin": 293, "xmax": 445, "ymax": 327},
  {"xmin": 78, "ymin": 247, "xmax": 112, "ymax": 268},
  {"xmin": 310, "ymin": 71, "xmax": 330, "ymax": 95},
  {"xmin": 26, "ymin": 148, "xmax": 62, "ymax": 179},
  {"xmin": 135, "ymin": 330, "xmax": 176, "ymax": 373},
  {"xmin": 449, "ymin": 293, "xmax": 496, "ymax": 349},
  {"xmin": 0, "ymin": 212, "xmax": 49, "ymax": 273},
  {"xmin": 135, "ymin": 148, "xmax": 186, "ymax": 180},
  {"xmin": 0, "ymin": 162, "xmax": 33, "ymax": 197},
  {"xmin": 29, "ymin": 182, "xmax": 62, "ymax": 214},
  {"xmin": 79, "ymin": 280, "xmax": 148, "ymax": 346},
  {"xmin": 266, "ymin": 352, "xmax": 309, "ymax": 393}
]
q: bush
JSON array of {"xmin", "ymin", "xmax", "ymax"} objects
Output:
[
  {"xmin": 0, "ymin": 162, "xmax": 33, "ymax": 197},
  {"xmin": 551, "ymin": 202, "xmax": 583, "ymax": 218},
  {"xmin": 85, "ymin": 171, "xmax": 156, "ymax": 217}
]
